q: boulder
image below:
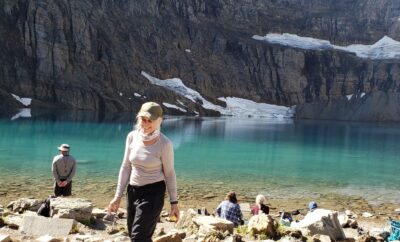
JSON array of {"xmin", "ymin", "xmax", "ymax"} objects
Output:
[
  {"xmin": 338, "ymin": 213, "xmax": 350, "ymax": 227},
  {"xmin": 6, "ymin": 198, "xmax": 42, "ymax": 213},
  {"xmin": 154, "ymin": 231, "xmax": 183, "ymax": 242},
  {"xmin": 193, "ymin": 216, "xmax": 234, "ymax": 234},
  {"xmin": 291, "ymin": 209, "xmax": 346, "ymax": 241},
  {"xmin": 276, "ymin": 236, "xmax": 301, "ymax": 242},
  {"xmin": 3, "ymin": 214, "xmax": 23, "ymax": 229},
  {"xmin": 313, "ymin": 234, "xmax": 331, "ymax": 242},
  {"xmin": 343, "ymin": 228, "xmax": 359, "ymax": 239},
  {"xmin": 176, "ymin": 209, "xmax": 197, "ymax": 229},
  {"xmin": 50, "ymin": 197, "xmax": 93, "ymax": 224},
  {"xmin": 92, "ymin": 208, "xmax": 107, "ymax": 219},
  {"xmin": 345, "ymin": 210, "xmax": 357, "ymax": 218},
  {"xmin": 201, "ymin": 230, "xmax": 226, "ymax": 242},
  {"xmin": 247, "ymin": 214, "xmax": 278, "ymax": 239},
  {"xmin": 19, "ymin": 216, "xmax": 75, "ymax": 236},
  {"xmin": 112, "ymin": 236, "xmax": 131, "ymax": 242},
  {"xmin": 362, "ymin": 212, "xmax": 373, "ymax": 218},
  {"xmin": 348, "ymin": 219, "xmax": 358, "ymax": 229},
  {"xmin": 356, "ymin": 234, "xmax": 379, "ymax": 242},
  {"xmin": 70, "ymin": 235, "xmax": 97, "ymax": 241},
  {"xmin": 35, "ymin": 235, "xmax": 63, "ymax": 242},
  {"xmin": 368, "ymin": 228, "xmax": 390, "ymax": 240},
  {"xmin": 0, "ymin": 234, "xmax": 11, "ymax": 242}
]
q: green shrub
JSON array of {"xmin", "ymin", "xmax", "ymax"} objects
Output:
[{"xmin": 236, "ymin": 225, "xmax": 248, "ymax": 235}]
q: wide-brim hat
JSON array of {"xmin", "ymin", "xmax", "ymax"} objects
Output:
[
  {"xmin": 57, "ymin": 144, "xmax": 70, "ymax": 151},
  {"xmin": 137, "ymin": 102, "xmax": 163, "ymax": 120}
]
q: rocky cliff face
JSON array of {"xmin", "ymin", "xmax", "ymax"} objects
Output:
[{"xmin": 1, "ymin": 0, "xmax": 400, "ymax": 121}]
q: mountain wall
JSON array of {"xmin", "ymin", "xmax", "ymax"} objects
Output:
[{"xmin": 1, "ymin": 0, "xmax": 400, "ymax": 121}]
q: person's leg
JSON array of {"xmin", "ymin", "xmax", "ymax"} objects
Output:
[
  {"xmin": 54, "ymin": 182, "xmax": 63, "ymax": 197},
  {"xmin": 130, "ymin": 182, "xmax": 165, "ymax": 242},
  {"xmin": 63, "ymin": 181, "xmax": 72, "ymax": 196},
  {"xmin": 126, "ymin": 185, "xmax": 137, "ymax": 238}
]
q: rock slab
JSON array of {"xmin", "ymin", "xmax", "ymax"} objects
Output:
[{"xmin": 20, "ymin": 216, "xmax": 74, "ymax": 236}]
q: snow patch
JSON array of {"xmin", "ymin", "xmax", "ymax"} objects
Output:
[
  {"xmin": 141, "ymin": 71, "xmax": 294, "ymax": 118},
  {"xmin": 254, "ymin": 33, "xmax": 333, "ymax": 50},
  {"xmin": 141, "ymin": 71, "xmax": 217, "ymax": 110},
  {"xmin": 163, "ymin": 102, "xmax": 187, "ymax": 112},
  {"xmin": 177, "ymin": 100, "xmax": 186, "ymax": 107},
  {"xmin": 347, "ymin": 92, "xmax": 366, "ymax": 101},
  {"xmin": 218, "ymin": 97, "xmax": 295, "ymax": 118},
  {"xmin": 11, "ymin": 93, "xmax": 32, "ymax": 106},
  {"xmin": 254, "ymin": 33, "xmax": 400, "ymax": 60}
]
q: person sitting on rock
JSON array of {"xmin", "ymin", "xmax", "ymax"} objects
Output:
[
  {"xmin": 216, "ymin": 191, "xmax": 243, "ymax": 227},
  {"xmin": 251, "ymin": 194, "xmax": 269, "ymax": 215}
]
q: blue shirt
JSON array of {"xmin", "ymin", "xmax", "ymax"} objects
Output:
[{"xmin": 216, "ymin": 200, "xmax": 242, "ymax": 226}]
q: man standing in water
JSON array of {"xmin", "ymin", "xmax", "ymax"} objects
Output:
[{"xmin": 52, "ymin": 144, "xmax": 76, "ymax": 196}]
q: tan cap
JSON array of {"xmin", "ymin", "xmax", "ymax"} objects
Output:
[{"xmin": 137, "ymin": 102, "xmax": 163, "ymax": 120}]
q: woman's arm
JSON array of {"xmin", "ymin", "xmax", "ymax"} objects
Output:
[
  {"xmin": 161, "ymin": 139, "xmax": 177, "ymax": 203},
  {"xmin": 114, "ymin": 132, "xmax": 133, "ymax": 198}
]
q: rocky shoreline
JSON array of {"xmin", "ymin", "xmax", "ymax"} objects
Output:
[{"xmin": 0, "ymin": 196, "xmax": 399, "ymax": 242}]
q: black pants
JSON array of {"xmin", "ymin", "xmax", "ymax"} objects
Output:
[
  {"xmin": 127, "ymin": 181, "xmax": 166, "ymax": 242},
  {"xmin": 54, "ymin": 180, "xmax": 72, "ymax": 196}
]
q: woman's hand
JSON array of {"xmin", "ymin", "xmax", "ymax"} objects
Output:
[
  {"xmin": 170, "ymin": 204, "xmax": 180, "ymax": 222},
  {"xmin": 107, "ymin": 197, "xmax": 122, "ymax": 215}
]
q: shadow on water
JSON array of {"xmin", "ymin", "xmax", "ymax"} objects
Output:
[{"xmin": 1, "ymin": 108, "xmax": 137, "ymax": 123}]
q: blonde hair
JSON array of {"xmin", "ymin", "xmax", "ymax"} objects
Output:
[
  {"xmin": 255, "ymin": 194, "xmax": 266, "ymax": 205},
  {"xmin": 135, "ymin": 116, "xmax": 162, "ymax": 130}
]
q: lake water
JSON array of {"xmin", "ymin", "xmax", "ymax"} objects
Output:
[{"xmin": 0, "ymin": 113, "xmax": 400, "ymax": 207}]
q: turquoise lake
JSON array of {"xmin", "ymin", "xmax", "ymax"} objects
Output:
[{"xmin": 0, "ymin": 114, "xmax": 399, "ymax": 206}]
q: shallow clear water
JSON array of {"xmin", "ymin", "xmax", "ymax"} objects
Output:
[{"xmin": 1, "ymin": 115, "xmax": 399, "ymax": 205}]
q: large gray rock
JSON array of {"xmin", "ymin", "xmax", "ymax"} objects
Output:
[
  {"xmin": 20, "ymin": 216, "xmax": 74, "ymax": 236},
  {"xmin": 35, "ymin": 235, "xmax": 63, "ymax": 242},
  {"xmin": 3, "ymin": 213, "xmax": 24, "ymax": 229},
  {"xmin": 291, "ymin": 209, "xmax": 346, "ymax": 241},
  {"xmin": 192, "ymin": 216, "xmax": 234, "ymax": 235},
  {"xmin": 50, "ymin": 197, "xmax": 93, "ymax": 224},
  {"xmin": 6, "ymin": 198, "xmax": 42, "ymax": 213},
  {"xmin": 154, "ymin": 232, "xmax": 183, "ymax": 242},
  {"xmin": 176, "ymin": 209, "xmax": 197, "ymax": 229},
  {"xmin": 247, "ymin": 214, "xmax": 278, "ymax": 239},
  {"xmin": 91, "ymin": 208, "xmax": 107, "ymax": 219},
  {"xmin": 0, "ymin": 234, "xmax": 11, "ymax": 242}
]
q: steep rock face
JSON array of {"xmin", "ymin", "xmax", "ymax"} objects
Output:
[
  {"xmin": 296, "ymin": 91, "xmax": 400, "ymax": 122},
  {"xmin": 1, "ymin": 0, "xmax": 400, "ymax": 121}
]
